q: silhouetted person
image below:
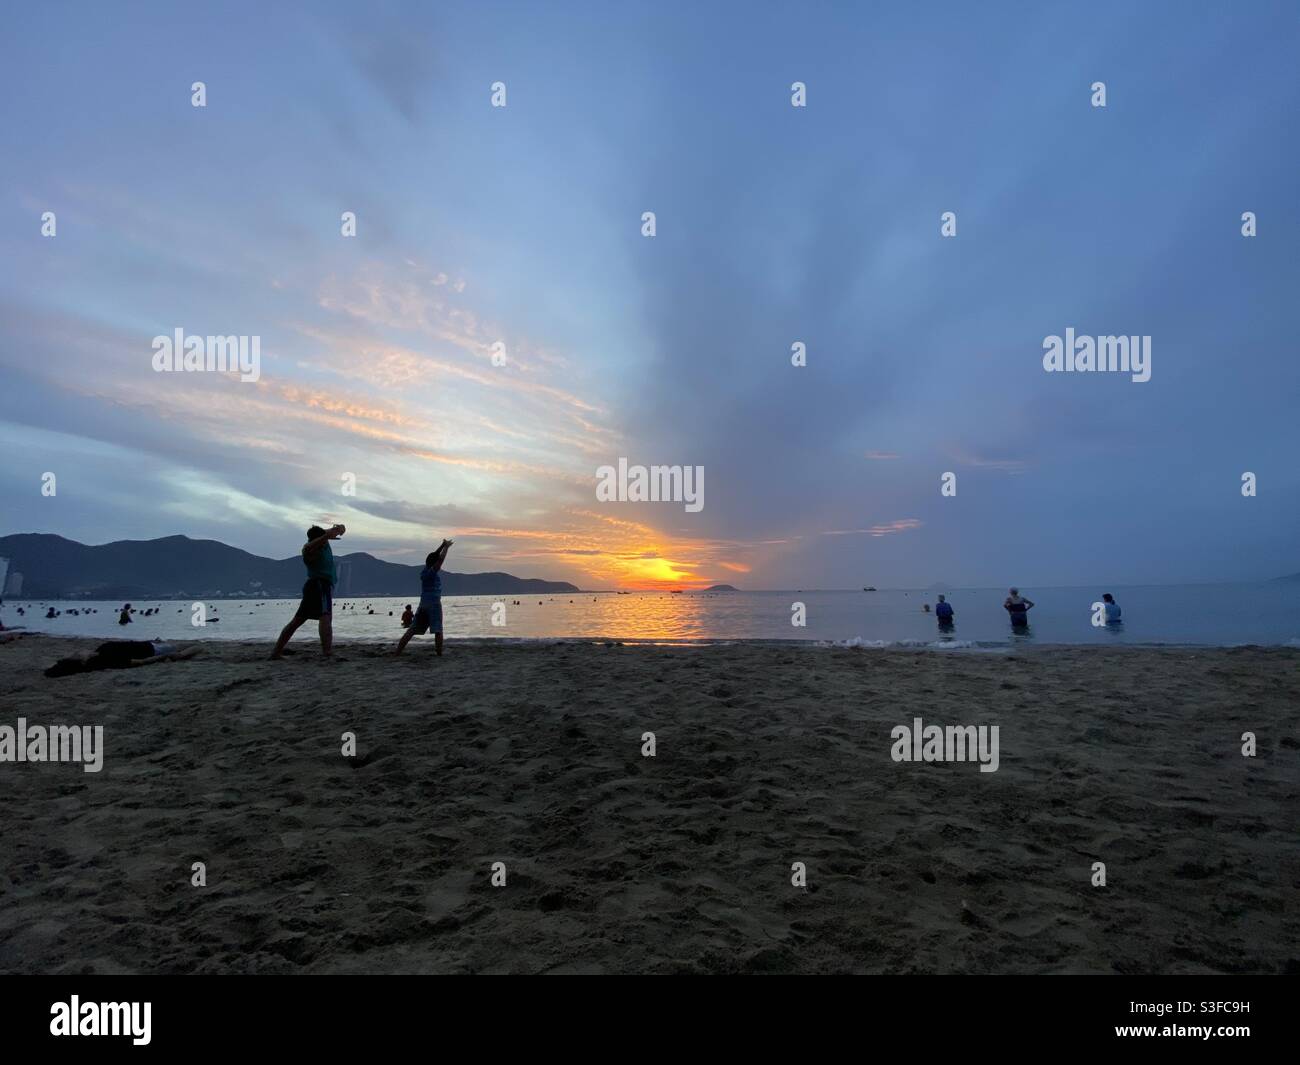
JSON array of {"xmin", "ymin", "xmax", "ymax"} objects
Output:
[
  {"xmin": 271, "ymin": 524, "xmax": 345, "ymax": 658},
  {"xmin": 396, "ymin": 539, "xmax": 452, "ymax": 656}
]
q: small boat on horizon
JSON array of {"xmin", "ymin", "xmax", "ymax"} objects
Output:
[{"xmin": 863, "ymin": 586, "xmax": 877, "ymax": 592}]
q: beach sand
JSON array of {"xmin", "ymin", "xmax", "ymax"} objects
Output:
[{"xmin": 1, "ymin": 636, "xmax": 1296, "ymax": 975}]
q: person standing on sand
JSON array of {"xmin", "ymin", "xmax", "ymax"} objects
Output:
[
  {"xmin": 1004, "ymin": 587, "xmax": 1034, "ymax": 627},
  {"xmin": 396, "ymin": 539, "xmax": 452, "ymax": 657},
  {"xmin": 271, "ymin": 524, "xmax": 345, "ymax": 659}
]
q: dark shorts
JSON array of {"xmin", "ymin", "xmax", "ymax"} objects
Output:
[
  {"xmin": 296, "ymin": 577, "xmax": 334, "ymax": 620},
  {"xmin": 409, "ymin": 600, "xmax": 442, "ymax": 635}
]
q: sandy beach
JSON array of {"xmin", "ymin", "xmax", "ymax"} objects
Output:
[{"xmin": 1, "ymin": 636, "xmax": 1296, "ymax": 975}]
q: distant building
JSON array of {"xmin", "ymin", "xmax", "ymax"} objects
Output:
[
  {"xmin": 0, "ymin": 557, "xmax": 8, "ymax": 594},
  {"xmin": 336, "ymin": 560, "xmax": 352, "ymax": 596},
  {"xmin": 3, "ymin": 571, "xmax": 24, "ymax": 597}
]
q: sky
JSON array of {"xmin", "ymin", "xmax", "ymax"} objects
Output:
[{"xmin": 1, "ymin": 1, "xmax": 1297, "ymax": 590}]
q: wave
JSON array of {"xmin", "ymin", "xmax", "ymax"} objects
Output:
[{"xmin": 820, "ymin": 637, "xmax": 1011, "ymax": 652}]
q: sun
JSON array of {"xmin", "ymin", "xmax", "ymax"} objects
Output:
[{"xmin": 626, "ymin": 556, "xmax": 693, "ymax": 587}]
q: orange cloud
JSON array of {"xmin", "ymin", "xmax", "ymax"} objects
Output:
[{"xmin": 868, "ymin": 519, "xmax": 923, "ymax": 537}]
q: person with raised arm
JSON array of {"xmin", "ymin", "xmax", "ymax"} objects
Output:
[
  {"xmin": 396, "ymin": 539, "xmax": 452, "ymax": 657},
  {"xmin": 271, "ymin": 523, "xmax": 345, "ymax": 659}
]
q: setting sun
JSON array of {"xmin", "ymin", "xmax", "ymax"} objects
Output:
[{"xmin": 624, "ymin": 555, "xmax": 694, "ymax": 588}]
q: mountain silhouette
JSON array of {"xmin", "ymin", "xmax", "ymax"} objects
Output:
[{"xmin": 0, "ymin": 533, "xmax": 579, "ymax": 598}]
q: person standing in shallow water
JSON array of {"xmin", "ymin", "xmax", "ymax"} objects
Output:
[
  {"xmin": 271, "ymin": 524, "xmax": 345, "ymax": 658},
  {"xmin": 1102, "ymin": 592, "xmax": 1122, "ymax": 625},
  {"xmin": 1004, "ymin": 587, "xmax": 1034, "ymax": 628},
  {"xmin": 396, "ymin": 539, "xmax": 452, "ymax": 657},
  {"xmin": 934, "ymin": 594, "xmax": 954, "ymax": 628}
]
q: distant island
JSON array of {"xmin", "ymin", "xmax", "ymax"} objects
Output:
[
  {"xmin": 703, "ymin": 584, "xmax": 738, "ymax": 592},
  {"xmin": 0, "ymin": 533, "xmax": 579, "ymax": 599}
]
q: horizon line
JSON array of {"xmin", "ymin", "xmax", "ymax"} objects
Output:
[{"xmin": 1, "ymin": 530, "xmax": 1294, "ymax": 591}]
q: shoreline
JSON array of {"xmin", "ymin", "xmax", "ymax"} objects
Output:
[
  {"xmin": 2, "ymin": 638, "xmax": 1297, "ymax": 973},
  {"xmin": 4, "ymin": 630, "xmax": 1300, "ymax": 652}
]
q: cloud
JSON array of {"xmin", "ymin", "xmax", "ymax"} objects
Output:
[
  {"xmin": 336, "ymin": 15, "xmax": 439, "ymax": 123},
  {"xmin": 950, "ymin": 450, "xmax": 1031, "ymax": 474},
  {"xmin": 868, "ymin": 519, "xmax": 922, "ymax": 537},
  {"xmin": 342, "ymin": 499, "xmax": 489, "ymax": 529},
  {"xmin": 818, "ymin": 521, "xmax": 923, "ymax": 538}
]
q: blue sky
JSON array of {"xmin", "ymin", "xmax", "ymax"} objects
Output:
[{"xmin": 1, "ymin": 1, "xmax": 1296, "ymax": 588}]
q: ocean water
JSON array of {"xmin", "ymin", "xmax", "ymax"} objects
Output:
[{"xmin": 4, "ymin": 583, "xmax": 1297, "ymax": 648}]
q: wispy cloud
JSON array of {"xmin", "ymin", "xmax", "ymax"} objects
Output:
[
  {"xmin": 951, "ymin": 450, "xmax": 1031, "ymax": 474},
  {"xmin": 818, "ymin": 520, "xmax": 923, "ymax": 538},
  {"xmin": 868, "ymin": 519, "xmax": 923, "ymax": 537}
]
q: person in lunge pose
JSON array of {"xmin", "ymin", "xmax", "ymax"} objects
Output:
[
  {"xmin": 271, "ymin": 524, "xmax": 345, "ymax": 658},
  {"xmin": 396, "ymin": 539, "xmax": 452, "ymax": 657}
]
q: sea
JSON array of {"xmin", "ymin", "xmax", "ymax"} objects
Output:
[{"xmin": 4, "ymin": 583, "xmax": 1298, "ymax": 649}]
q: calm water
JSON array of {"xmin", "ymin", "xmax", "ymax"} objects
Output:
[{"xmin": 4, "ymin": 584, "xmax": 1298, "ymax": 647}]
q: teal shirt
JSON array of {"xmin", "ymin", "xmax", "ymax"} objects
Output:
[{"xmin": 304, "ymin": 541, "xmax": 337, "ymax": 586}]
